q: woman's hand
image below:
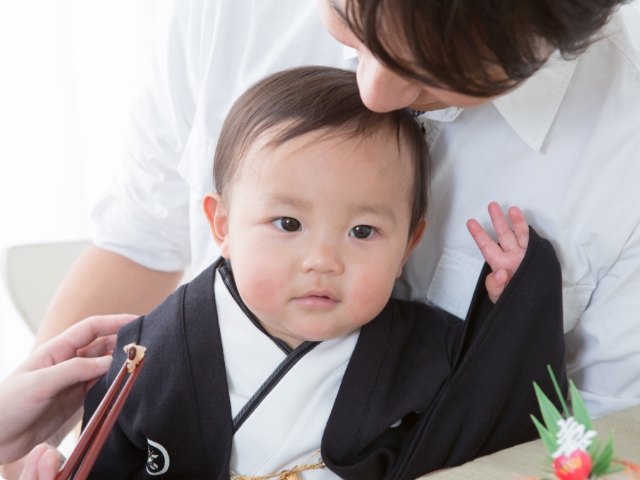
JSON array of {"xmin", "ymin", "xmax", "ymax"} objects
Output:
[
  {"xmin": 14, "ymin": 444, "xmax": 64, "ymax": 480},
  {"xmin": 467, "ymin": 202, "xmax": 529, "ymax": 303},
  {"xmin": 0, "ymin": 314, "xmax": 136, "ymax": 466}
]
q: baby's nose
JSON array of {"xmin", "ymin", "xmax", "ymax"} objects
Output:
[{"xmin": 300, "ymin": 244, "xmax": 344, "ymax": 275}]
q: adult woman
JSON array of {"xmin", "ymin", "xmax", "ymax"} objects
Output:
[
  {"xmin": 318, "ymin": 0, "xmax": 640, "ymax": 419},
  {"xmin": 16, "ymin": 0, "xmax": 640, "ymax": 476},
  {"xmin": 0, "ymin": 315, "xmax": 135, "ymax": 479}
]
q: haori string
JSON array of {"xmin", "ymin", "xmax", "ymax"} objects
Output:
[{"xmin": 230, "ymin": 450, "xmax": 325, "ymax": 480}]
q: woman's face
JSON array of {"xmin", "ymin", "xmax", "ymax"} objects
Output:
[{"xmin": 317, "ymin": 0, "xmax": 500, "ymax": 112}]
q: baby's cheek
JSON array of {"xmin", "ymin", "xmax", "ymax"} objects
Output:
[
  {"xmin": 345, "ymin": 269, "xmax": 395, "ymax": 325},
  {"xmin": 234, "ymin": 258, "xmax": 290, "ymax": 318},
  {"xmin": 244, "ymin": 278, "xmax": 285, "ymax": 315},
  {"xmin": 228, "ymin": 234, "xmax": 292, "ymax": 316}
]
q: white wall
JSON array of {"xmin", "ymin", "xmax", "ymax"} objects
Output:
[{"xmin": 0, "ymin": 0, "xmax": 154, "ymax": 380}]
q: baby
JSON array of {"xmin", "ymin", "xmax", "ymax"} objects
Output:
[{"xmin": 84, "ymin": 67, "xmax": 566, "ymax": 480}]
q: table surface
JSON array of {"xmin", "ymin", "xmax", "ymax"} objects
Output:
[{"xmin": 421, "ymin": 403, "xmax": 640, "ymax": 479}]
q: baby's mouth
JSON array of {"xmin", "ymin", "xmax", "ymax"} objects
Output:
[{"xmin": 294, "ymin": 290, "xmax": 339, "ymax": 309}]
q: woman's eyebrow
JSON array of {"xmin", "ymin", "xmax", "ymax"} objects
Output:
[{"xmin": 329, "ymin": 0, "xmax": 348, "ymax": 22}]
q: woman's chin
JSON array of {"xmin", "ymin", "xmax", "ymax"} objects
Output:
[{"xmin": 408, "ymin": 99, "xmax": 450, "ymax": 111}]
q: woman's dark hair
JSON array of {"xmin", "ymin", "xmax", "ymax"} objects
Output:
[
  {"xmin": 214, "ymin": 66, "xmax": 429, "ymax": 236},
  {"xmin": 343, "ymin": 0, "xmax": 627, "ymax": 96}
]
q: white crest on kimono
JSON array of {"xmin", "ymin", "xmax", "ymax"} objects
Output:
[
  {"xmin": 552, "ymin": 417, "xmax": 597, "ymax": 458},
  {"xmin": 146, "ymin": 438, "xmax": 170, "ymax": 475}
]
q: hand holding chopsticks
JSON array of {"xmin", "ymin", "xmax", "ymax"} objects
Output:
[
  {"xmin": 0, "ymin": 314, "xmax": 137, "ymax": 468},
  {"xmin": 54, "ymin": 343, "xmax": 147, "ymax": 480}
]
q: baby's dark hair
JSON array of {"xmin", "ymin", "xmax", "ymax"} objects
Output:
[{"xmin": 213, "ymin": 66, "xmax": 430, "ymax": 236}]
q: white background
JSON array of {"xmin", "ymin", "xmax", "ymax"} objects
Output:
[{"xmin": 0, "ymin": 0, "xmax": 154, "ymax": 382}]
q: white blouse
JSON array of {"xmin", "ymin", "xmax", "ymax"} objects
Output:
[{"xmin": 92, "ymin": 0, "xmax": 640, "ymax": 417}]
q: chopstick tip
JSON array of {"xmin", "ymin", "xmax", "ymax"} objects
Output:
[{"xmin": 123, "ymin": 343, "xmax": 147, "ymax": 373}]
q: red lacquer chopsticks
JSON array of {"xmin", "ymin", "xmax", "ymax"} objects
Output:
[{"xmin": 55, "ymin": 343, "xmax": 146, "ymax": 480}]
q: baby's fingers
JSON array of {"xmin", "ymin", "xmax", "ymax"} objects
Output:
[
  {"xmin": 466, "ymin": 219, "xmax": 503, "ymax": 267},
  {"xmin": 485, "ymin": 269, "xmax": 508, "ymax": 304},
  {"xmin": 508, "ymin": 206, "xmax": 529, "ymax": 249},
  {"xmin": 488, "ymin": 202, "xmax": 519, "ymax": 251}
]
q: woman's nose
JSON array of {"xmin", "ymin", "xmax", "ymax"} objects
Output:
[
  {"xmin": 301, "ymin": 243, "xmax": 345, "ymax": 275},
  {"xmin": 355, "ymin": 52, "xmax": 423, "ymax": 112}
]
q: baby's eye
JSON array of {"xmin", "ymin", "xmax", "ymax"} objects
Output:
[
  {"xmin": 350, "ymin": 225, "xmax": 375, "ymax": 239},
  {"xmin": 272, "ymin": 217, "xmax": 301, "ymax": 232}
]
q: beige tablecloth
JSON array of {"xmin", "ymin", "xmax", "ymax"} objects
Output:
[{"xmin": 421, "ymin": 404, "xmax": 640, "ymax": 479}]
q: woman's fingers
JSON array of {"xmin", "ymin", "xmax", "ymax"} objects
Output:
[
  {"xmin": 508, "ymin": 206, "xmax": 529, "ymax": 249},
  {"xmin": 76, "ymin": 334, "xmax": 118, "ymax": 359},
  {"xmin": 36, "ymin": 355, "xmax": 113, "ymax": 398},
  {"xmin": 49, "ymin": 314, "xmax": 136, "ymax": 362},
  {"xmin": 487, "ymin": 202, "xmax": 519, "ymax": 251},
  {"xmin": 27, "ymin": 314, "xmax": 136, "ymax": 370},
  {"xmin": 14, "ymin": 445, "xmax": 44, "ymax": 480},
  {"xmin": 18, "ymin": 445, "xmax": 61, "ymax": 480},
  {"xmin": 37, "ymin": 447, "xmax": 63, "ymax": 480}
]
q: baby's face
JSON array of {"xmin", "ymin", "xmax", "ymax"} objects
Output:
[{"xmin": 206, "ymin": 129, "xmax": 422, "ymax": 348}]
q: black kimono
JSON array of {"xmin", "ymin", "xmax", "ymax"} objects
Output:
[{"xmin": 84, "ymin": 227, "xmax": 567, "ymax": 479}]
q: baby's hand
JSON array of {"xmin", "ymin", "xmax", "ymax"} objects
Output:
[{"xmin": 466, "ymin": 202, "xmax": 529, "ymax": 303}]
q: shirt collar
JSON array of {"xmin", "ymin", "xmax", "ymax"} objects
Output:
[
  {"xmin": 492, "ymin": 51, "xmax": 579, "ymax": 152},
  {"xmin": 343, "ymin": 45, "xmax": 578, "ymax": 153}
]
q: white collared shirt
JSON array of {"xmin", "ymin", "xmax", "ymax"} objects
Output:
[{"xmin": 92, "ymin": 0, "xmax": 640, "ymax": 417}]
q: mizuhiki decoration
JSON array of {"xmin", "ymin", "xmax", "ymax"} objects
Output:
[{"xmin": 518, "ymin": 366, "xmax": 640, "ymax": 480}]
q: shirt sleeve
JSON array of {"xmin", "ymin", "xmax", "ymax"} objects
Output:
[
  {"xmin": 566, "ymin": 220, "xmax": 640, "ymax": 418},
  {"xmin": 91, "ymin": 1, "xmax": 198, "ymax": 271}
]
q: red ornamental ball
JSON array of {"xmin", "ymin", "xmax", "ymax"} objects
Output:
[{"xmin": 553, "ymin": 450, "xmax": 593, "ymax": 480}]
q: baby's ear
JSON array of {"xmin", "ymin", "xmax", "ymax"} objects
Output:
[
  {"xmin": 203, "ymin": 193, "xmax": 230, "ymax": 258},
  {"xmin": 397, "ymin": 219, "xmax": 427, "ymax": 278}
]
